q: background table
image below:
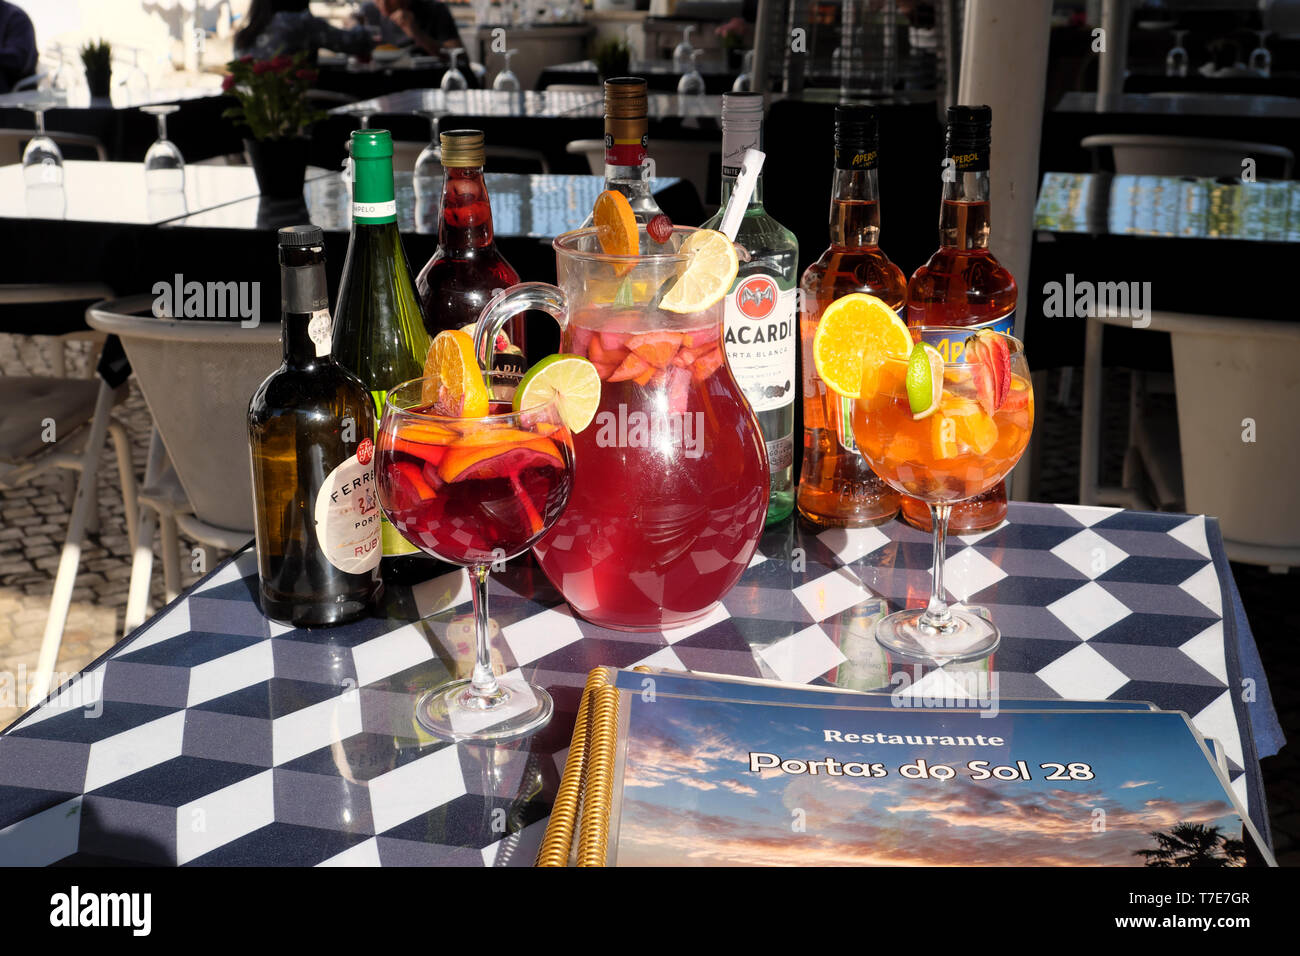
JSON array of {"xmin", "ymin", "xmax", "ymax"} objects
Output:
[
  {"xmin": 0, "ymin": 89, "xmax": 239, "ymax": 164},
  {"xmin": 537, "ymin": 58, "xmax": 741, "ymax": 94},
  {"xmin": 1027, "ymin": 171, "xmax": 1299, "ymax": 369},
  {"xmin": 1043, "ymin": 91, "xmax": 1300, "ymax": 175},
  {"xmin": 0, "ymin": 503, "xmax": 1280, "ymax": 866},
  {"xmin": 318, "ymin": 89, "xmax": 725, "ymax": 173}
]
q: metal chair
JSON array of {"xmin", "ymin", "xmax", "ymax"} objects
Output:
[
  {"xmin": 1081, "ymin": 134, "xmax": 1295, "ymax": 179},
  {"xmin": 86, "ymin": 296, "xmax": 282, "ymax": 634},
  {"xmin": 0, "ymin": 284, "xmax": 138, "ymax": 704}
]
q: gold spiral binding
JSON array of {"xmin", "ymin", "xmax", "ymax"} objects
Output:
[
  {"xmin": 536, "ymin": 667, "xmax": 611, "ymax": 866},
  {"xmin": 576, "ymin": 682, "xmax": 619, "ymax": 866}
]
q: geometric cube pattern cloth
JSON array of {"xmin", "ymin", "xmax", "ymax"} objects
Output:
[{"xmin": 0, "ymin": 503, "xmax": 1275, "ymax": 865}]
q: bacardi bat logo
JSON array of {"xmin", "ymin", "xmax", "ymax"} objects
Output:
[{"xmin": 736, "ymin": 275, "xmax": 778, "ymax": 319}]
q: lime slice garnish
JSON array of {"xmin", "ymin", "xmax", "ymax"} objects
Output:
[
  {"xmin": 513, "ymin": 354, "xmax": 602, "ymax": 432},
  {"xmin": 906, "ymin": 342, "xmax": 944, "ymax": 420}
]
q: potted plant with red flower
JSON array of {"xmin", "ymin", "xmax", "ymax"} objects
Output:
[
  {"xmin": 716, "ymin": 18, "xmax": 748, "ymax": 70},
  {"xmin": 221, "ymin": 51, "xmax": 325, "ymax": 198}
]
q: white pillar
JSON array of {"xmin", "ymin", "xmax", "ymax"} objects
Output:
[
  {"xmin": 957, "ymin": 0, "xmax": 1051, "ymax": 501},
  {"xmin": 957, "ymin": 0, "xmax": 1051, "ymax": 342}
]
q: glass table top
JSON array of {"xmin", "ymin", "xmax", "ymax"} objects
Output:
[{"xmin": 1035, "ymin": 171, "xmax": 1300, "ymax": 243}]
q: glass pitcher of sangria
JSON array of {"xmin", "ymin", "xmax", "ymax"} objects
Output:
[{"xmin": 474, "ymin": 225, "xmax": 770, "ymax": 630}]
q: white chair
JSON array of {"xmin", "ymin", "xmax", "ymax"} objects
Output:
[
  {"xmin": 1082, "ymin": 310, "xmax": 1300, "ymax": 569},
  {"xmin": 0, "ymin": 284, "xmax": 138, "ymax": 704},
  {"xmin": 1080, "ymin": 134, "xmax": 1295, "ymax": 179},
  {"xmin": 86, "ymin": 296, "xmax": 282, "ymax": 634}
]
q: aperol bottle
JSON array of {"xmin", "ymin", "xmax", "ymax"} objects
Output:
[
  {"xmin": 797, "ymin": 105, "xmax": 902, "ymax": 528},
  {"xmin": 415, "ymin": 130, "xmax": 526, "ymax": 376},
  {"xmin": 904, "ymin": 105, "xmax": 1017, "ymax": 532}
]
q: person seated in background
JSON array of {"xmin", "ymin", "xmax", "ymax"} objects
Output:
[
  {"xmin": 0, "ymin": 0, "xmax": 37, "ymax": 94},
  {"xmin": 234, "ymin": 0, "xmax": 373, "ymax": 63},
  {"xmin": 357, "ymin": 0, "xmax": 463, "ymax": 56}
]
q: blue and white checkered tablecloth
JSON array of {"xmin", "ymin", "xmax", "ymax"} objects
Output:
[{"xmin": 0, "ymin": 502, "xmax": 1282, "ymax": 866}]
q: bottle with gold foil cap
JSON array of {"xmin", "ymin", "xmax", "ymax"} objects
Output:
[
  {"xmin": 439, "ymin": 128, "xmax": 486, "ymax": 167},
  {"xmin": 581, "ymin": 77, "xmax": 664, "ymax": 231},
  {"xmin": 415, "ymin": 128, "xmax": 526, "ymax": 376}
]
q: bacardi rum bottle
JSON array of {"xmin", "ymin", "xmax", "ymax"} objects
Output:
[
  {"xmin": 796, "ymin": 105, "xmax": 902, "ymax": 528},
  {"xmin": 702, "ymin": 92, "xmax": 799, "ymax": 524},
  {"xmin": 904, "ymin": 105, "xmax": 1017, "ymax": 532}
]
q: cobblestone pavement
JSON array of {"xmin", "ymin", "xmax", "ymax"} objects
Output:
[
  {"xmin": 0, "ymin": 339, "xmax": 1294, "ymax": 863},
  {"xmin": 0, "ymin": 333, "xmax": 204, "ymax": 729}
]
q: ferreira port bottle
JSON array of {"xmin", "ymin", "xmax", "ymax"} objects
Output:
[
  {"xmin": 248, "ymin": 225, "xmax": 382, "ymax": 626},
  {"xmin": 415, "ymin": 129, "xmax": 525, "ymax": 376},
  {"xmin": 331, "ymin": 129, "xmax": 434, "ymax": 583},
  {"xmin": 796, "ymin": 105, "xmax": 903, "ymax": 528},
  {"xmin": 904, "ymin": 105, "xmax": 1017, "ymax": 533},
  {"xmin": 702, "ymin": 92, "xmax": 798, "ymax": 524}
]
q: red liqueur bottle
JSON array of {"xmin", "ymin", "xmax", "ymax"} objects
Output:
[{"xmin": 416, "ymin": 129, "xmax": 525, "ymax": 375}]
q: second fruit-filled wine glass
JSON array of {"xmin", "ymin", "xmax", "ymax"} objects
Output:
[
  {"xmin": 376, "ymin": 372, "xmax": 574, "ymax": 742},
  {"xmin": 851, "ymin": 327, "xmax": 1034, "ymax": 664}
]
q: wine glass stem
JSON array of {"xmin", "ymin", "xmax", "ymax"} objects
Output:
[
  {"xmin": 469, "ymin": 563, "xmax": 500, "ymax": 698},
  {"xmin": 157, "ymin": 114, "xmax": 167, "ymax": 141},
  {"xmin": 920, "ymin": 502, "xmax": 953, "ymax": 630}
]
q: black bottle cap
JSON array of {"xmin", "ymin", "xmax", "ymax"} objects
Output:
[
  {"xmin": 945, "ymin": 104, "xmax": 991, "ymax": 171},
  {"xmin": 278, "ymin": 224, "xmax": 324, "ymax": 247},
  {"xmin": 834, "ymin": 105, "xmax": 879, "ymax": 170}
]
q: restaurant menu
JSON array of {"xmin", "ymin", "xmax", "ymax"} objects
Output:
[{"xmin": 604, "ymin": 671, "xmax": 1274, "ymax": 867}]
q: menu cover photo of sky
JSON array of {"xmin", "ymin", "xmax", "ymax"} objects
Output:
[{"xmin": 612, "ymin": 695, "xmax": 1254, "ymax": 867}]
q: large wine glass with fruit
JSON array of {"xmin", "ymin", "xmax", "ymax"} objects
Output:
[{"xmin": 375, "ymin": 331, "xmax": 586, "ymax": 742}]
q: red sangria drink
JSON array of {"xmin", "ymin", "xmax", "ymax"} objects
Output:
[
  {"xmin": 475, "ymin": 223, "xmax": 770, "ymax": 631},
  {"xmin": 375, "ymin": 353, "xmax": 575, "ymax": 744},
  {"xmin": 380, "ymin": 411, "xmax": 573, "ymax": 564}
]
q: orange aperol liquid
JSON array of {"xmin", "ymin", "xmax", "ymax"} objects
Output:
[{"xmin": 851, "ymin": 365, "xmax": 1034, "ymax": 505}]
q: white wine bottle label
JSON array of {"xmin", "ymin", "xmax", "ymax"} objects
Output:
[
  {"xmin": 313, "ymin": 439, "xmax": 382, "ymax": 574},
  {"xmin": 308, "ymin": 309, "xmax": 332, "ymax": 358},
  {"xmin": 723, "ymin": 278, "xmax": 796, "ymax": 414},
  {"xmin": 352, "ymin": 199, "xmax": 397, "ymax": 222}
]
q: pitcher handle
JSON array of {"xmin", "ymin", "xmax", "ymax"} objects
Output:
[{"xmin": 474, "ymin": 282, "xmax": 567, "ymax": 373}]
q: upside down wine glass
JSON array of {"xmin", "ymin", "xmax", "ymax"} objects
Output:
[
  {"xmin": 375, "ymin": 373, "xmax": 574, "ymax": 742},
  {"xmin": 22, "ymin": 106, "xmax": 63, "ymax": 187},
  {"xmin": 141, "ymin": 104, "xmax": 184, "ymax": 192},
  {"xmin": 851, "ymin": 328, "xmax": 1034, "ymax": 663},
  {"xmin": 441, "ymin": 48, "xmax": 468, "ymax": 91}
]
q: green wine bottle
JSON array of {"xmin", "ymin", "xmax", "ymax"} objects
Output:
[
  {"xmin": 332, "ymin": 129, "xmax": 435, "ymax": 584},
  {"xmin": 248, "ymin": 225, "xmax": 382, "ymax": 626}
]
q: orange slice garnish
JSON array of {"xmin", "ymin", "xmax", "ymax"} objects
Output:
[{"xmin": 593, "ymin": 190, "xmax": 639, "ymax": 258}]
